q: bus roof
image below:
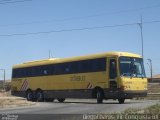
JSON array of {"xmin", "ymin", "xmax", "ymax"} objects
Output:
[{"xmin": 13, "ymin": 51, "xmax": 142, "ymax": 69}]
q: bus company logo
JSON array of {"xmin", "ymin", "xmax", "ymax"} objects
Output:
[
  {"xmin": 20, "ymin": 79, "xmax": 28, "ymax": 91},
  {"xmin": 87, "ymin": 82, "xmax": 93, "ymax": 89}
]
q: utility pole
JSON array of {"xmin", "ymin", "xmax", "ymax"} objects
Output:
[
  {"xmin": 138, "ymin": 16, "xmax": 144, "ymax": 58},
  {"xmin": 49, "ymin": 50, "xmax": 51, "ymax": 59},
  {"xmin": 0, "ymin": 69, "xmax": 5, "ymax": 90},
  {"xmin": 49, "ymin": 50, "xmax": 54, "ymax": 59},
  {"xmin": 147, "ymin": 59, "xmax": 152, "ymax": 82},
  {"xmin": 49, "ymin": 50, "xmax": 52, "ymax": 59}
]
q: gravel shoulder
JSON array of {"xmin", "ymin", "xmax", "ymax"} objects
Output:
[{"xmin": 0, "ymin": 92, "xmax": 36, "ymax": 108}]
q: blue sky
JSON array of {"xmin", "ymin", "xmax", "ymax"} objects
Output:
[{"xmin": 0, "ymin": 0, "xmax": 160, "ymax": 79}]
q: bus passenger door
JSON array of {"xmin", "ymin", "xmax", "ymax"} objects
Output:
[{"xmin": 109, "ymin": 58, "xmax": 118, "ymax": 90}]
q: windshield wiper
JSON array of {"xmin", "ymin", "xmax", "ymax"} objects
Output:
[{"xmin": 121, "ymin": 73, "xmax": 131, "ymax": 77}]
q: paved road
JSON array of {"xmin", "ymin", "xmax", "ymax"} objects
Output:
[{"xmin": 0, "ymin": 99, "xmax": 159, "ymax": 120}]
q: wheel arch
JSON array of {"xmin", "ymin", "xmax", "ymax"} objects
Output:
[{"xmin": 35, "ymin": 88, "xmax": 43, "ymax": 92}]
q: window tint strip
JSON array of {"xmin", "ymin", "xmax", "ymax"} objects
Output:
[{"xmin": 12, "ymin": 58, "xmax": 106, "ymax": 78}]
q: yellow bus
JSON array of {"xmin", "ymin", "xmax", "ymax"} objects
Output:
[{"xmin": 11, "ymin": 52, "xmax": 147, "ymax": 104}]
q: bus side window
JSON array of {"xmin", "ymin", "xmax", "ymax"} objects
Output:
[{"xmin": 109, "ymin": 59, "xmax": 117, "ymax": 79}]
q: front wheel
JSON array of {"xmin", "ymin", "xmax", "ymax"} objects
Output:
[
  {"xmin": 96, "ymin": 89, "xmax": 104, "ymax": 104},
  {"xmin": 57, "ymin": 98, "xmax": 65, "ymax": 103},
  {"xmin": 118, "ymin": 98, "xmax": 125, "ymax": 104}
]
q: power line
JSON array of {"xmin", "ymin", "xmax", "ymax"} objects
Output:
[
  {"xmin": 0, "ymin": 0, "xmax": 13, "ymax": 1},
  {"xmin": 144, "ymin": 20, "xmax": 160, "ymax": 24},
  {"xmin": 0, "ymin": 20, "xmax": 160, "ymax": 37},
  {"xmin": 0, "ymin": 3, "xmax": 160, "ymax": 27},
  {"xmin": 0, "ymin": 0, "xmax": 13, "ymax": 2},
  {"xmin": 0, "ymin": 0, "xmax": 32, "ymax": 5},
  {"xmin": 0, "ymin": 23, "xmax": 138, "ymax": 37}
]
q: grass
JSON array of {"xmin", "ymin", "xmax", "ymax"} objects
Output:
[
  {"xmin": 144, "ymin": 103, "xmax": 160, "ymax": 114},
  {"xmin": 122, "ymin": 103, "xmax": 160, "ymax": 114},
  {"xmin": 99, "ymin": 102, "xmax": 160, "ymax": 120}
]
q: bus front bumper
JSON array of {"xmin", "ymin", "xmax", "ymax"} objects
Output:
[
  {"xmin": 105, "ymin": 90, "xmax": 147, "ymax": 99},
  {"xmin": 119, "ymin": 90, "xmax": 147, "ymax": 99}
]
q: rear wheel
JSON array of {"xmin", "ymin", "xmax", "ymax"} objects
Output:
[
  {"xmin": 26, "ymin": 90, "xmax": 34, "ymax": 101},
  {"xmin": 36, "ymin": 90, "xmax": 44, "ymax": 102},
  {"xmin": 57, "ymin": 98, "xmax": 65, "ymax": 103},
  {"xmin": 96, "ymin": 89, "xmax": 104, "ymax": 104},
  {"xmin": 118, "ymin": 98, "xmax": 125, "ymax": 104}
]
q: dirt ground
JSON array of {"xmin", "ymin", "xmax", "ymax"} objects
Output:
[{"xmin": 0, "ymin": 91, "xmax": 35, "ymax": 108}]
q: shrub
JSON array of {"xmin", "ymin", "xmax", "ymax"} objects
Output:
[{"xmin": 4, "ymin": 82, "xmax": 11, "ymax": 91}]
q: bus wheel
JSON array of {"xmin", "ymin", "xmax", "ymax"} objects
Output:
[
  {"xmin": 36, "ymin": 90, "xmax": 44, "ymax": 102},
  {"xmin": 57, "ymin": 98, "xmax": 65, "ymax": 103},
  {"xmin": 96, "ymin": 89, "xmax": 103, "ymax": 104},
  {"xmin": 26, "ymin": 90, "xmax": 34, "ymax": 101},
  {"xmin": 118, "ymin": 98, "xmax": 125, "ymax": 104}
]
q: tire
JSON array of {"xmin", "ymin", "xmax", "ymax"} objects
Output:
[
  {"xmin": 96, "ymin": 89, "xmax": 104, "ymax": 104},
  {"xmin": 57, "ymin": 98, "xmax": 65, "ymax": 103},
  {"xmin": 26, "ymin": 90, "xmax": 34, "ymax": 101},
  {"xmin": 36, "ymin": 90, "xmax": 44, "ymax": 102},
  {"xmin": 118, "ymin": 98, "xmax": 125, "ymax": 104}
]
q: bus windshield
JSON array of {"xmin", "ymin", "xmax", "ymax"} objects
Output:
[{"xmin": 119, "ymin": 57, "xmax": 146, "ymax": 78}]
